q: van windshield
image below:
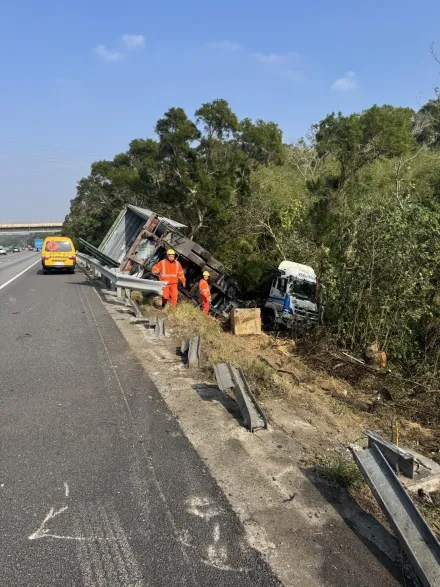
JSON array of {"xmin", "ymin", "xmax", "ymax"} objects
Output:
[{"xmin": 45, "ymin": 240, "xmax": 73, "ymax": 252}]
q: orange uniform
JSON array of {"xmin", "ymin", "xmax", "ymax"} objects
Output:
[
  {"xmin": 152, "ymin": 258, "xmax": 186, "ymax": 307},
  {"xmin": 199, "ymin": 278, "xmax": 211, "ymax": 315}
]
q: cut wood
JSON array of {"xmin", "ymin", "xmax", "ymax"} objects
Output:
[{"xmin": 231, "ymin": 308, "xmax": 261, "ymax": 336}]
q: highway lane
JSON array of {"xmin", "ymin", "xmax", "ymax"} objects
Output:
[
  {"xmin": 0, "ymin": 250, "xmax": 40, "ymax": 289},
  {"xmin": 0, "ymin": 265, "xmax": 282, "ymax": 587}
]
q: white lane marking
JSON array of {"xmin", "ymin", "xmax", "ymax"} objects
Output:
[
  {"xmin": 64, "ymin": 482, "xmax": 70, "ymax": 497},
  {"xmin": 0, "ymin": 258, "xmax": 41, "ymax": 291}
]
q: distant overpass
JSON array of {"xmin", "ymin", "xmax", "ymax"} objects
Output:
[{"xmin": 0, "ymin": 222, "xmax": 63, "ymax": 234}]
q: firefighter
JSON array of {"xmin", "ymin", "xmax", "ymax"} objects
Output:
[
  {"xmin": 199, "ymin": 271, "xmax": 211, "ymax": 315},
  {"xmin": 152, "ymin": 249, "xmax": 186, "ymax": 308}
]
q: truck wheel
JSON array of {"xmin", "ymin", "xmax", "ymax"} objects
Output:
[
  {"xmin": 226, "ymin": 284, "xmax": 238, "ymax": 300},
  {"xmin": 262, "ymin": 308, "xmax": 276, "ymax": 330}
]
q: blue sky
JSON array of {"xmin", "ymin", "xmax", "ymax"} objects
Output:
[{"xmin": 1, "ymin": 0, "xmax": 440, "ymax": 221}]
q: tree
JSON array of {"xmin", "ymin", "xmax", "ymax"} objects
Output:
[
  {"xmin": 195, "ymin": 99, "xmax": 239, "ymax": 140},
  {"xmin": 314, "ymin": 105, "xmax": 415, "ymax": 189},
  {"xmin": 239, "ymin": 119, "xmax": 284, "ymax": 166}
]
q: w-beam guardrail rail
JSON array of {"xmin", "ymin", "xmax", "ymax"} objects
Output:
[
  {"xmin": 214, "ymin": 363, "xmax": 267, "ymax": 432},
  {"xmin": 181, "ymin": 336, "xmax": 201, "ymax": 367},
  {"xmin": 354, "ymin": 444, "xmax": 440, "ymax": 587},
  {"xmin": 364, "ymin": 429, "xmax": 416, "ymax": 478},
  {"xmin": 127, "ymin": 297, "xmax": 143, "ymax": 319},
  {"xmin": 77, "ymin": 253, "xmax": 165, "ymax": 297},
  {"xmin": 77, "ymin": 253, "xmax": 118, "ymax": 283},
  {"xmin": 154, "ymin": 318, "xmax": 165, "ymax": 338},
  {"xmin": 115, "ymin": 273, "xmax": 164, "ymax": 296}
]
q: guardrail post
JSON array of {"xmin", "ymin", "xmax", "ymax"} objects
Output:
[{"xmin": 117, "ymin": 286, "xmax": 122, "ymax": 298}]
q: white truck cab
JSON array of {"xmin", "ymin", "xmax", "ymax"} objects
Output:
[{"xmin": 263, "ymin": 261, "xmax": 321, "ymax": 328}]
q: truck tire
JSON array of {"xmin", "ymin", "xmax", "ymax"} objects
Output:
[{"xmin": 262, "ymin": 308, "xmax": 276, "ymax": 330}]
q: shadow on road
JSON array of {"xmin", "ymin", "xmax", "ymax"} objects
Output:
[
  {"xmin": 192, "ymin": 383, "xmax": 243, "ymax": 425},
  {"xmin": 36, "ymin": 269, "xmax": 76, "ymax": 276},
  {"xmin": 299, "ymin": 467, "xmax": 416, "ymax": 586}
]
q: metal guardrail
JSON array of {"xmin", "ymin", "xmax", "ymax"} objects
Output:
[
  {"xmin": 354, "ymin": 444, "xmax": 440, "ymax": 587},
  {"xmin": 214, "ymin": 363, "xmax": 267, "ymax": 432},
  {"xmin": 77, "ymin": 253, "xmax": 117, "ymax": 282},
  {"xmin": 127, "ymin": 297, "xmax": 143, "ymax": 319},
  {"xmin": 77, "ymin": 253, "xmax": 165, "ymax": 296},
  {"xmin": 115, "ymin": 273, "xmax": 164, "ymax": 296},
  {"xmin": 78, "ymin": 239, "xmax": 119, "ymax": 268},
  {"xmin": 155, "ymin": 318, "xmax": 165, "ymax": 338},
  {"xmin": 364, "ymin": 429, "xmax": 415, "ymax": 478},
  {"xmin": 181, "ymin": 336, "xmax": 201, "ymax": 367}
]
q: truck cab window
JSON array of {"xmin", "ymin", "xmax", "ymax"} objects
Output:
[{"xmin": 277, "ymin": 278, "xmax": 287, "ymax": 294}]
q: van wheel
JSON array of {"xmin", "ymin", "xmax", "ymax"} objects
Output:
[{"xmin": 68, "ymin": 269, "xmax": 75, "ymax": 274}]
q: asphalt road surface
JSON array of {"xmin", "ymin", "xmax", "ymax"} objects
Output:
[
  {"xmin": 0, "ymin": 262, "xmax": 283, "ymax": 587},
  {"xmin": 0, "ymin": 250, "xmax": 40, "ymax": 288}
]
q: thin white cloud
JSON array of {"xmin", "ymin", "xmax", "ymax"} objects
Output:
[
  {"xmin": 282, "ymin": 69, "xmax": 304, "ymax": 82},
  {"xmin": 94, "ymin": 44, "xmax": 123, "ymax": 62},
  {"xmin": 254, "ymin": 51, "xmax": 298, "ymax": 65},
  {"xmin": 331, "ymin": 71, "xmax": 358, "ymax": 91},
  {"xmin": 206, "ymin": 40, "xmax": 242, "ymax": 51},
  {"xmin": 121, "ymin": 34, "xmax": 146, "ymax": 49},
  {"xmin": 253, "ymin": 51, "xmax": 301, "ymax": 82}
]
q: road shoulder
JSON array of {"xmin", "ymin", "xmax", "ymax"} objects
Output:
[{"xmin": 90, "ymin": 278, "xmax": 409, "ymax": 587}]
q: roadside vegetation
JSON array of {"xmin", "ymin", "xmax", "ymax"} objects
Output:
[
  {"xmin": 312, "ymin": 453, "xmax": 365, "ymax": 490},
  {"xmin": 64, "ymin": 95, "xmax": 440, "ymax": 398}
]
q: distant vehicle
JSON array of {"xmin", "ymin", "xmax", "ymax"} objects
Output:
[
  {"xmin": 12, "ymin": 247, "xmax": 19, "ymax": 253},
  {"xmin": 0, "ymin": 247, "xmax": 6, "ymax": 255},
  {"xmin": 41, "ymin": 236, "xmax": 76, "ymax": 273}
]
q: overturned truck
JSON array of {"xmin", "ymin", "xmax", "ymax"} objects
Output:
[{"xmin": 80, "ymin": 204, "xmax": 240, "ymax": 315}]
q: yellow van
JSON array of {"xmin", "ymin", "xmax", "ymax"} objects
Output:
[{"xmin": 41, "ymin": 236, "xmax": 76, "ymax": 273}]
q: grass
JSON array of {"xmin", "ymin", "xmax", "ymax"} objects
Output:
[
  {"xmin": 165, "ymin": 301, "xmax": 291, "ymax": 399},
  {"xmin": 418, "ymin": 492, "xmax": 440, "ymax": 540},
  {"xmin": 313, "ymin": 453, "xmax": 366, "ymax": 490},
  {"xmin": 130, "ymin": 291, "xmax": 144, "ymax": 304}
]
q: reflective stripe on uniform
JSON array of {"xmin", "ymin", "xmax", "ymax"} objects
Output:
[{"xmin": 152, "ymin": 259, "xmax": 185, "ymax": 285}]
